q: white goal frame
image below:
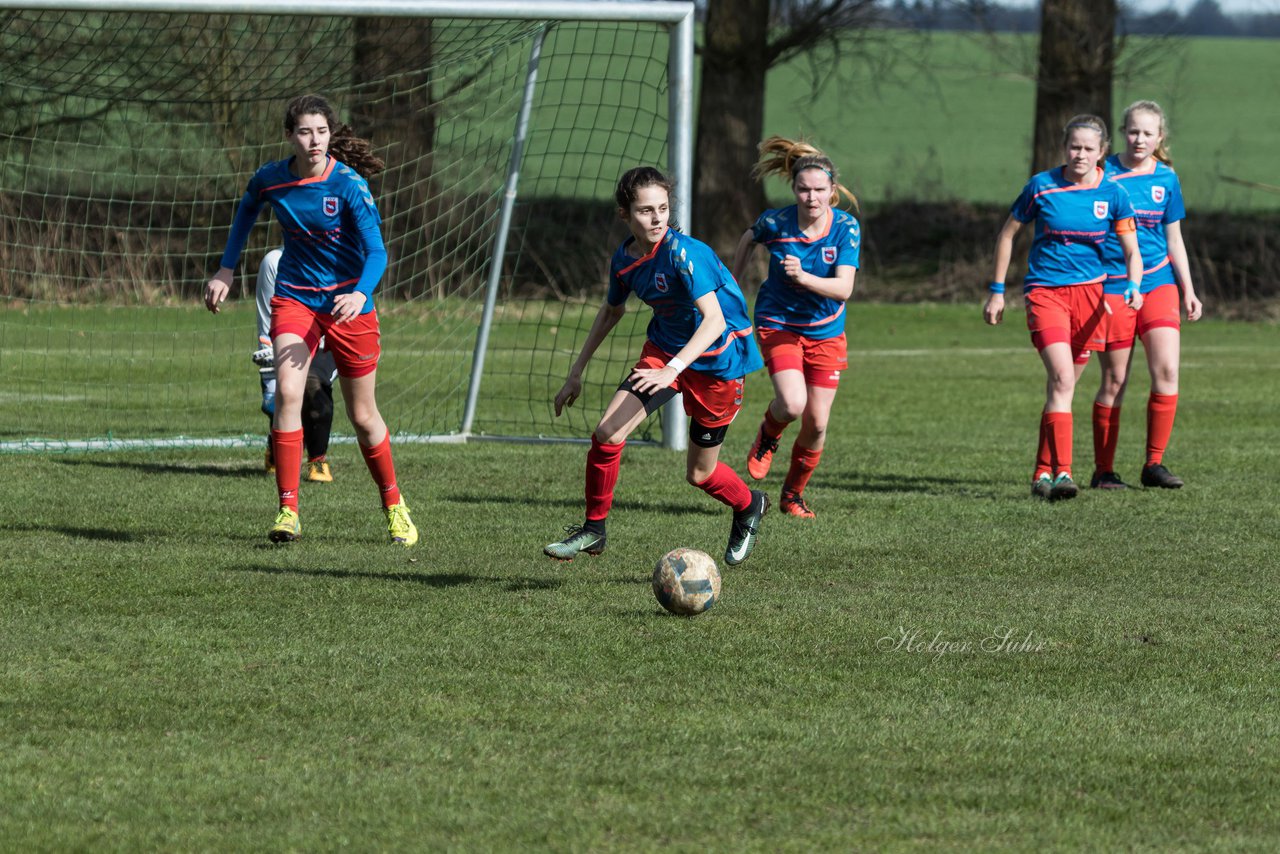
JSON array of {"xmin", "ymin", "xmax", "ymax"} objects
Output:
[{"xmin": 3, "ymin": 0, "xmax": 696, "ymax": 452}]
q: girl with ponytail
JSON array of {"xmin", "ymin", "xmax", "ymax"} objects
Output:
[
  {"xmin": 731, "ymin": 136, "xmax": 860, "ymax": 519},
  {"xmin": 1088, "ymin": 100, "xmax": 1203, "ymax": 491}
]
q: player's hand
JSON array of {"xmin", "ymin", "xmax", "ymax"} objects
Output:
[
  {"xmin": 1123, "ymin": 281, "xmax": 1143, "ymax": 311},
  {"xmin": 782, "ymin": 255, "xmax": 805, "ymax": 284},
  {"xmin": 331, "ymin": 292, "xmax": 367, "ymax": 324},
  {"xmin": 1185, "ymin": 291, "xmax": 1203, "ymax": 322},
  {"xmin": 628, "ymin": 365, "xmax": 677, "ymax": 395},
  {"xmin": 204, "ymin": 268, "xmax": 233, "ymax": 314},
  {"xmin": 983, "ymin": 293, "xmax": 1005, "ymax": 325},
  {"xmin": 554, "ymin": 375, "xmax": 582, "ymax": 417}
]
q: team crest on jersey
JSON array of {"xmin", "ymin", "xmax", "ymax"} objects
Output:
[
  {"xmin": 1151, "ymin": 186, "xmax": 1166, "ymax": 204},
  {"xmin": 822, "ymin": 246, "xmax": 837, "ymax": 264},
  {"xmin": 1093, "ymin": 201, "xmax": 1109, "ymax": 219},
  {"xmin": 323, "ymin": 196, "xmax": 340, "ymax": 217},
  {"xmin": 655, "ymin": 273, "xmax": 669, "ymax": 293}
]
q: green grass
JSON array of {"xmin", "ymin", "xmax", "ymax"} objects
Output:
[
  {"xmin": 2, "ymin": 304, "xmax": 1278, "ymax": 849},
  {"xmin": 766, "ymin": 32, "xmax": 1280, "ymax": 210}
]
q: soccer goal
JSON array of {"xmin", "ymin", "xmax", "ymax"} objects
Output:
[{"xmin": 0, "ymin": 0, "xmax": 694, "ymax": 452}]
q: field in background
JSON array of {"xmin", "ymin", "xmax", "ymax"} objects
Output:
[
  {"xmin": 766, "ymin": 32, "xmax": 1280, "ymax": 210},
  {"xmin": 2, "ymin": 304, "xmax": 1278, "ymax": 849}
]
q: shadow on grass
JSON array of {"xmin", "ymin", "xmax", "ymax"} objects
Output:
[
  {"xmin": 231, "ymin": 563, "xmax": 565, "ymax": 591},
  {"xmin": 0, "ymin": 522, "xmax": 141, "ymax": 541},
  {"xmin": 447, "ymin": 492, "xmax": 721, "ymax": 517},
  {"xmin": 53, "ymin": 457, "xmax": 264, "ymax": 479}
]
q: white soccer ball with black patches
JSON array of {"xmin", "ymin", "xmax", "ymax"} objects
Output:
[{"xmin": 652, "ymin": 547, "xmax": 721, "ymax": 616}]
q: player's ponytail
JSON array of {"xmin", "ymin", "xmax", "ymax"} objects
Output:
[
  {"xmin": 752, "ymin": 135, "xmax": 858, "ymax": 212},
  {"xmin": 329, "ymin": 124, "xmax": 385, "ymax": 180},
  {"xmin": 1122, "ymin": 99, "xmax": 1173, "ymax": 166},
  {"xmin": 283, "ymin": 93, "xmax": 385, "ymax": 180}
]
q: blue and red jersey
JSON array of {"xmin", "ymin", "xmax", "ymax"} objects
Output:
[
  {"xmin": 607, "ymin": 228, "xmax": 763, "ymax": 380},
  {"xmin": 219, "ymin": 156, "xmax": 387, "ymax": 314},
  {"xmin": 1102, "ymin": 154, "xmax": 1186, "ymax": 294},
  {"xmin": 1010, "ymin": 166, "xmax": 1136, "ymax": 291},
  {"xmin": 750, "ymin": 206, "xmax": 861, "ymax": 340}
]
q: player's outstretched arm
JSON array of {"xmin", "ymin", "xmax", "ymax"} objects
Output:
[
  {"xmin": 205, "ymin": 266, "xmax": 234, "ymax": 314},
  {"xmin": 554, "ymin": 301, "xmax": 626, "ymax": 416}
]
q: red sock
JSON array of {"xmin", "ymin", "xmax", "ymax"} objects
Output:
[
  {"xmin": 1146, "ymin": 393, "xmax": 1178, "ymax": 466},
  {"xmin": 695, "ymin": 461, "xmax": 753, "ymax": 512},
  {"xmin": 359, "ymin": 431, "xmax": 401, "ymax": 508},
  {"xmin": 1045, "ymin": 411, "xmax": 1073, "ymax": 477},
  {"xmin": 1092, "ymin": 403, "xmax": 1122, "ymax": 472},
  {"xmin": 272, "ymin": 428, "xmax": 303, "ymax": 511},
  {"xmin": 585, "ymin": 436, "xmax": 625, "ymax": 521},
  {"xmin": 783, "ymin": 443, "xmax": 823, "ymax": 496},
  {"xmin": 1034, "ymin": 415, "xmax": 1052, "ymax": 480},
  {"xmin": 762, "ymin": 407, "xmax": 789, "ymax": 440}
]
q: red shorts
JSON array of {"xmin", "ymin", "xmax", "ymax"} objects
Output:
[
  {"xmin": 1025, "ymin": 284, "xmax": 1106, "ymax": 365},
  {"xmin": 635, "ymin": 341, "xmax": 744, "ymax": 429},
  {"xmin": 270, "ymin": 297, "xmax": 381, "ymax": 378},
  {"xmin": 757, "ymin": 328, "xmax": 847, "ymax": 389},
  {"xmin": 1104, "ymin": 284, "xmax": 1182, "ymax": 350}
]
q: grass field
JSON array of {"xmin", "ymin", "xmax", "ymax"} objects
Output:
[
  {"xmin": 767, "ymin": 31, "xmax": 1280, "ymax": 211},
  {"xmin": 2, "ymin": 303, "xmax": 1277, "ymax": 849}
]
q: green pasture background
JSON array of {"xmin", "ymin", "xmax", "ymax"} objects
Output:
[
  {"xmin": 763, "ymin": 32, "xmax": 1280, "ymax": 210},
  {"xmin": 2, "ymin": 304, "xmax": 1278, "ymax": 849}
]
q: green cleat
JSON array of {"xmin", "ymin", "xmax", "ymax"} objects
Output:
[
  {"xmin": 386, "ymin": 502, "xmax": 419, "ymax": 547},
  {"xmin": 1049, "ymin": 473, "xmax": 1079, "ymax": 502},
  {"xmin": 1031, "ymin": 474, "xmax": 1053, "ymax": 500},
  {"xmin": 544, "ymin": 525, "xmax": 607, "ymax": 561},
  {"xmin": 269, "ymin": 506, "xmax": 300, "ymax": 543}
]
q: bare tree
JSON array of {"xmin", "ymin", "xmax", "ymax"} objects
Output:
[
  {"xmin": 1031, "ymin": 0, "xmax": 1117, "ymax": 173},
  {"xmin": 695, "ymin": 0, "xmax": 881, "ymax": 256}
]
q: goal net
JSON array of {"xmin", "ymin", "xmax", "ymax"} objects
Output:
[{"xmin": 0, "ymin": 0, "xmax": 693, "ymax": 452}]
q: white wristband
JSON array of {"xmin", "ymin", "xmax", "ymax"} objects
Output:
[{"xmin": 666, "ymin": 356, "xmax": 687, "ymax": 375}]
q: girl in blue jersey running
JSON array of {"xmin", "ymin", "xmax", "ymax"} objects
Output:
[
  {"xmin": 544, "ymin": 166, "xmax": 769, "ymax": 567},
  {"xmin": 204, "ymin": 94, "xmax": 417, "ymax": 547},
  {"xmin": 731, "ymin": 137, "xmax": 860, "ymax": 519},
  {"xmin": 984, "ymin": 115, "xmax": 1144, "ymax": 501},
  {"xmin": 1089, "ymin": 100, "xmax": 1204, "ymax": 491}
]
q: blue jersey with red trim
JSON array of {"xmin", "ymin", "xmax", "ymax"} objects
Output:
[
  {"xmin": 1010, "ymin": 166, "xmax": 1136, "ymax": 291},
  {"xmin": 607, "ymin": 228, "xmax": 763, "ymax": 380},
  {"xmin": 751, "ymin": 206, "xmax": 860, "ymax": 340},
  {"xmin": 218, "ymin": 156, "xmax": 386, "ymax": 314},
  {"xmin": 1102, "ymin": 154, "xmax": 1185, "ymax": 293}
]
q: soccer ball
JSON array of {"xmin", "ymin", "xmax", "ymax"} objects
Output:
[{"xmin": 652, "ymin": 547, "xmax": 721, "ymax": 616}]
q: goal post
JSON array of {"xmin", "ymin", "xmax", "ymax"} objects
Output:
[{"xmin": 0, "ymin": 0, "xmax": 695, "ymax": 452}]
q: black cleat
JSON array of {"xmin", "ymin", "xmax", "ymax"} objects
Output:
[
  {"xmin": 725, "ymin": 489, "xmax": 769, "ymax": 566},
  {"xmin": 1141, "ymin": 464, "xmax": 1184, "ymax": 489},
  {"xmin": 1090, "ymin": 470, "xmax": 1129, "ymax": 490}
]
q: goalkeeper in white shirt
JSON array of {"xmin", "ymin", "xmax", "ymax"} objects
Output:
[{"xmin": 254, "ymin": 248, "xmax": 338, "ymax": 483}]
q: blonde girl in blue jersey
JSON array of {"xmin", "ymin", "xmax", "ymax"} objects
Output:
[
  {"xmin": 204, "ymin": 94, "xmax": 417, "ymax": 547},
  {"xmin": 731, "ymin": 137, "xmax": 860, "ymax": 519},
  {"xmin": 1089, "ymin": 101, "xmax": 1203, "ymax": 491},
  {"xmin": 984, "ymin": 115, "xmax": 1144, "ymax": 501},
  {"xmin": 544, "ymin": 167, "xmax": 768, "ymax": 567}
]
